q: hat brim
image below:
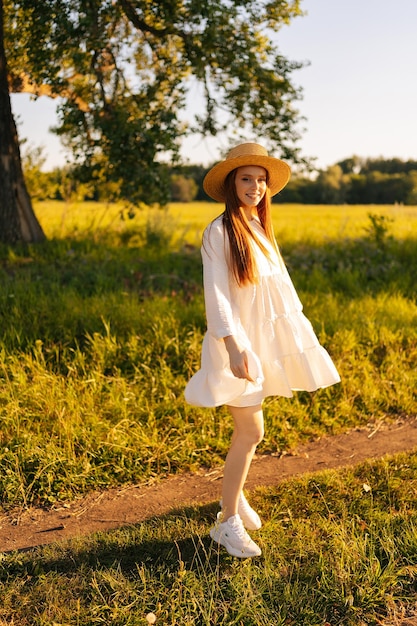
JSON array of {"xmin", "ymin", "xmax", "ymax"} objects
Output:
[{"xmin": 203, "ymin": 154, "xmax": 291, "ymax": 202}]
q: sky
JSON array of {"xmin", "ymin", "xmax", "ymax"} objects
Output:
[{"xmin": 10, "ymin": 0, "xmax": 417, "ymax": 171}]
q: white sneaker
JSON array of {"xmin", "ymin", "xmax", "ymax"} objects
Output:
[
  {"xmin": 238, "ymin": 492, "xmax": 262, "ymax": 530},
  {"xmin": 220, "ymin": 492, "xmax": 262, "ymax": 531},
  {"xmin": 210, "ymin": 513, "xmax": 262, "ymax": 558}
]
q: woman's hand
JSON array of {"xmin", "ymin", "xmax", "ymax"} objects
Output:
[{"xmin": 223, "ymin": 335, "xmax": 254, "ymax": 381}]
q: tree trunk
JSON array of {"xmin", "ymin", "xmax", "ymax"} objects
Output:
[{"xmin": 0, "ymin": 0, "xmax": 45, "ymax": 244}]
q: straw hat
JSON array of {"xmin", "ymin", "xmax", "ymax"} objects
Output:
[{"xmin": 203, "ymin": 143, "xmax": 291, "ymax": 202}]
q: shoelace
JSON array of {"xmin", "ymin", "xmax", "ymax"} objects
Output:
[{"xmin": 228, "ymin": 516, "xmax": 249, "ymax": 541}]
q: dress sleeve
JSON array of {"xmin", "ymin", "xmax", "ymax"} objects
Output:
[{"xmin": 202, "ymin": 220, "xmax": 237, "ymax": 340}]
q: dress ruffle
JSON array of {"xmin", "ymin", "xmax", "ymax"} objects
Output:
[{"xmin": 184, "ymin": 328, "xmax": 340, "ymax": 407}]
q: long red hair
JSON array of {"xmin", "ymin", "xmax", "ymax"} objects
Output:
[{"xmin": 221, "ymin": 168, "xmax": 278, "ymax": 285}]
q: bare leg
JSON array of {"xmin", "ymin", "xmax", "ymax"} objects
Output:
[{"xmin": 221, "ymin": 404, "xmax": 264, "ymax": 521}]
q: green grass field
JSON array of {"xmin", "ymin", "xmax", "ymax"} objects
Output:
[
  {"xmin": 0, "ymin": 201, "xmax": 416, "ymax": 506},
  {"xmin": 0, "ymin": 201, "xmax": 416, "ymax": 624}
]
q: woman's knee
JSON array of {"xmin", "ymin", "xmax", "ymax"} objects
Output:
[
  {"xmin": 229, "ymin": 404, "xmax": 264, "ymax": 446},
  {"xmin": 236, "ymin": 421, "xmax": 264, "ymax": 447},
  {"xmin": 251, "ymin": 423, "xmax": 264, "ymax": 446}
]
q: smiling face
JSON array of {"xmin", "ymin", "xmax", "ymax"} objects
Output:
[{"xmin": 234, "ymin": 166, "xmax": 267, "ymax": 216}]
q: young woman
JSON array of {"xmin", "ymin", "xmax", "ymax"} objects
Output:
[{"xmin": 185, "ymin": 143, "xmax": 340, "ymax": 558}]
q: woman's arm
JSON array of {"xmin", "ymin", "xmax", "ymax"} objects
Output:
[
  {"xmin": 223, "ymin": 335, "xmax": 254, "ymax": 381},
  {"xmin": 202, "ymin": 220, "xmax": 236, "ymax": 339},
  {"xmin": 202, "ymin": 221, "xmax": 253, "ymax": 381}
]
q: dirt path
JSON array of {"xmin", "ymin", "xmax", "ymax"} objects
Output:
[{"xmin": 1, "ymin": 417, "xmax": 417, "ymax": 553}]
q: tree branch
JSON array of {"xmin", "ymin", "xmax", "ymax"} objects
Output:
[
  {"xmin": 118, "ymin": 0, "xmax": 172, "ymax": 38},
  {"xmin": 8, "ymin": 71, "xmax": 90, "ymax": 112}
]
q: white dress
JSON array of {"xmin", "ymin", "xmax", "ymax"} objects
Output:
[{"xmin": 185, "ymin": 216, "xmax": 341, "ymax": 407}]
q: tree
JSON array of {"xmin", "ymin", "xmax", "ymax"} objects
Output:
[
  {"xmin": 361, "ymin": 157, "xmax": 417, "ymax": 175},
  {"xmin": 336, "ymin": 156, "xmax": 363, "ymax": 175},
  {"xmin": 405, "ymin": 171, "xmax": 417, "ymax": 205},
  {"xmin": 0, "ymin": 0, "xmax": 45, "ymax": 243},
  {"xmin": 1, "ymin": 0, "xmax": 304, "ymax": 243},
  {"xmin": 170, "ymin": 174, "xmax": 198, "ymax": 202},
  {"xmin": 315, "ymin": 165, "xmax": 346, "ymax": 204}
]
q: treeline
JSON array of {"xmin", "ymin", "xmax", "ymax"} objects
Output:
[
  {"xmin": 24, "ymin": 149, "xmax": 417, "ymax": 205},
  {"xmin": 279, "ymin": 157, "xmax": 417, "ymax": 205}
]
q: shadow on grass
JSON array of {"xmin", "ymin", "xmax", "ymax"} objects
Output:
[
  {"xmin": 0, "ymin": 236, "xmax": 202, "ymax": 300},
  {"xmin": 284, "ymin": 233, "xmax": 417, "ymax": 299},
  {"xmin": 0, "ymin": 235, "xmax": 204, "ymax": 351},
  {"xmin": 0, "ymin": 231, "xmax": 415, "ymax": 305},
  {"xmin": 1, "ymin": 226, "xmax": 416, "ymax": 301},
  {"xmin": 1, "ymin": 502, "xmax": 228, "ymax": 578}
]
